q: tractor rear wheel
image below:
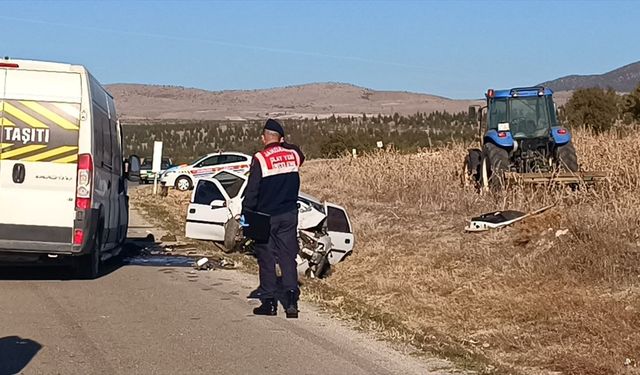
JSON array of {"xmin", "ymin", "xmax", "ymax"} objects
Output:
[
  {"xmin": 555, "ymin": 142, "xmax": 579, "ymax": 172},
  {"xmin": 481, "ymin": 142, "xmax": 510, "ymax": 189}
]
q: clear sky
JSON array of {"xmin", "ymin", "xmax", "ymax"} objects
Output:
[{"xmin": 1, "ymin": 0, "xmax": 638, "ymax": 99}]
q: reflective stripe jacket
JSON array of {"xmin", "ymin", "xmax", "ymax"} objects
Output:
[{"xmin": 242, "ymin": 142, "xmax": 304, "ymax": 216}]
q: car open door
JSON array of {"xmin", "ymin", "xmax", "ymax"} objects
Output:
[
  {"xmin": 324, "ymin": 202, "xmax": 354, "ymax": 265},
  {"xmin": 185, "ymin": 170, "xmax": 249, "ymax": 241},
  {"xmin": 185, "ymin": 178, "xmax": 232, "ymax": 241},
  {"xmin": 210, "ymin": 170, "xmax": 248, "ymax": 218}
]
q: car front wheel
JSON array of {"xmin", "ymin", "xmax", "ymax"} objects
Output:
[{"xmin": 175, "ymin": 176, "xmax": 192, "ymax": 191}]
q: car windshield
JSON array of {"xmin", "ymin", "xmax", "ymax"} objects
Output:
[
  {"xmin": 142, "ymin": 159, "xmax": 171, "ymax": 169},
  {"xmin": 489, "ymin": 96, "xmax": 555, "ymax": 138},
  {"xmin": 190, "ymin": 155, "xmax": 210, "ymax": 166}
]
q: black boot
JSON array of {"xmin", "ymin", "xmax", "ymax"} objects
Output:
[
  {"xmin": 247, "ymin": 287, "xmax": 266, "ymax": 299},
  {"xmin": 253, "ymin": 298, "xmax": 277, "ymax": 316},
  {"xmin": 285, "ymin": 290, "xmax": 299, "ymax": 319}
]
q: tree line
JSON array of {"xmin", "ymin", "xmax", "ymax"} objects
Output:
[
  {"xmin": 122, "ymin": 83, "xmax": 640, "ymax": 163},
  {"xmin": 122, "ymin": 111, "xmax": 477, "ymax": 163}
]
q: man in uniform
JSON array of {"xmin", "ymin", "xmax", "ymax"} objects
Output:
[{"xmin": 241, "ymin": 119, "xmax": 304, "ymax": 318}]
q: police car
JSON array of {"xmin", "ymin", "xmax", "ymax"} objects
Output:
[{"xmin": 160, "ymin": 151, "xmax": 251, "ymax": 191}]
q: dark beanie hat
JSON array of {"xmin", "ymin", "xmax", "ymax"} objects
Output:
[{"xmin": 264, "ymin": 118, "xmax": 285, "ymax": 137}]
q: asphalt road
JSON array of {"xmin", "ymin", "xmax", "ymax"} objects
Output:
[{"xmin": 0, "ymin": 210, "xmax": 456, "ymax": 375}]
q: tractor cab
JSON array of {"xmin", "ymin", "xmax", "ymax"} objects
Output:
[
  {"xmin": 486, "ymin": 87, "xmax": 557, "ymax": 140},
  {"xmin": 464, "ymin": 86, "xmax": 582, "ymax": 189}
]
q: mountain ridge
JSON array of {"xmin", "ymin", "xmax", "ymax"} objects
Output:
[
  {"xmin": 540, "ymin": 61, "xmax": 640, "ymax": 92},
  {"xmin": 106, "ymin": 82, "xmax": 478, "ymax": 121},
  {"xmin": 106, "ymin": 60, "xmax": 640, "ymax": 121}
]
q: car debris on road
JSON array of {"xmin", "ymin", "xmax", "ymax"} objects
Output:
[
  {"xmin": 194, "ymin": 257, "xmax": 213, "ymax": 270},
  {"xmin": 192, "ymin": 256, "xmax": 238, "ymax": 271}
]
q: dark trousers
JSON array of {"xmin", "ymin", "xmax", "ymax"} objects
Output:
[{"xmin": 255, "ymin": 210, "xmax": 299, "ymax": 299}]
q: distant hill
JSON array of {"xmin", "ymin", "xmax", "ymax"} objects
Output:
[
  {"xmin": 540, "ymin": 61, "xmax": 640, "ymax": 92},
  {"xmin": 105, "ymin": 82, "xmax": 479, "ymax": 122},
  {"xmin": 106, "ymin": 60, "xmax": 640, "ymax": 122}
]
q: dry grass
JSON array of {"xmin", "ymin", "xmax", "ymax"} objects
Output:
[
  {"xmin": 300, "ymin": 129, "xmax": 640, "ymax": 374},
  {"xmin": 132, "ymin": 129, "xmax": 640, "ymax": 374}
]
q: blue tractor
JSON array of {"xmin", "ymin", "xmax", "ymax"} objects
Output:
[{"xmin": 464, "ymin": 86, "xmax": 583, "ymax": 189}]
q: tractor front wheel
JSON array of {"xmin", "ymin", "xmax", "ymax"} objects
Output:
[{"xmin": 461, "ymin": 148, "xmax": 482, "ymax": 186}]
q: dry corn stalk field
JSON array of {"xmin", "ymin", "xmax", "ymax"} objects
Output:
[
  {"xmin": 133, "ymin": 129, "xmax": 640, "ymax": 375},
  {"xmin": 300, "ymin": 129, "xmax": 640, "ymax": 375}
]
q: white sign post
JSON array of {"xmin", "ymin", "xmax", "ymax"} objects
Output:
[{"xmin": 152, "ymin": 141, "xmax": 163, "ymax": 195}]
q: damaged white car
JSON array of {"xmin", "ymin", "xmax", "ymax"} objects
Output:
[{"xmin": 184, "ymin": 170, "xmax": 354, "ymax": 278}]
